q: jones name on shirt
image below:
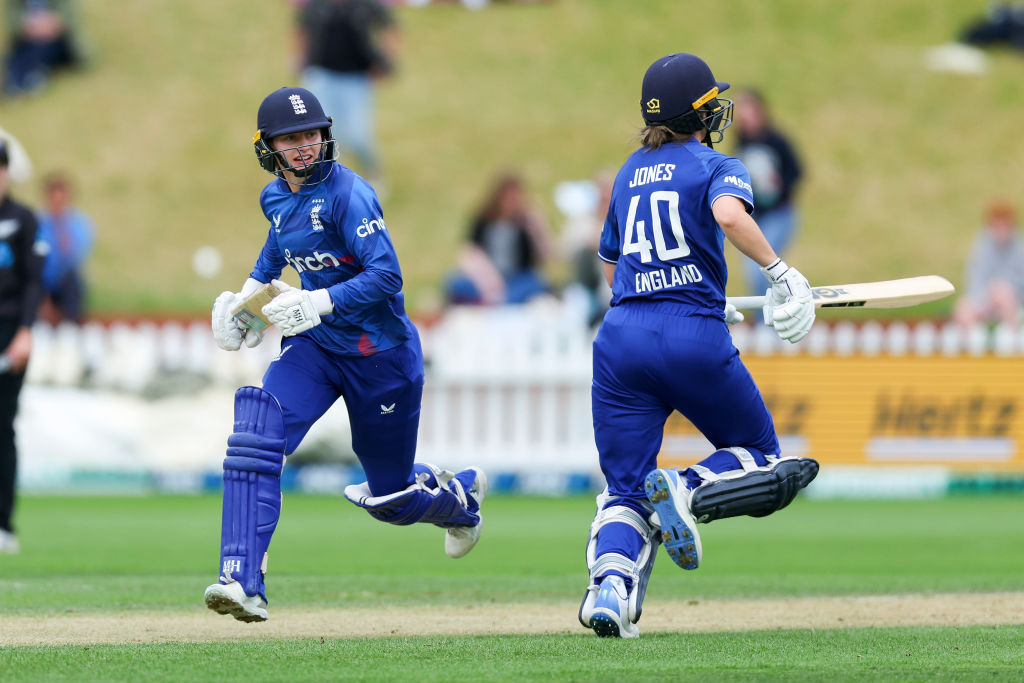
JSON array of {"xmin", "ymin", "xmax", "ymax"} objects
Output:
[{"xmin": 628, "ymin": 163, "xmax": 676, "ymax": 188}]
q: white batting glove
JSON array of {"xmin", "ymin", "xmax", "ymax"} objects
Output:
[
  {"xmin": 761, "ymin": 259, "xmax": 815, "ymax": 343},
  {"xmin": 262, "ymin": 282, "xmax": 334, "ymax": 337},
  {"xmin": 212, "ymin": 282, "xmax": 267, "ymax": 351},
  {"xmin": 212, "ymin": 291, "xmax": 244, "ymax": 351},
  {"xmin": 724, "ymin": 302, "xmax": 745, "ymax": 325}
]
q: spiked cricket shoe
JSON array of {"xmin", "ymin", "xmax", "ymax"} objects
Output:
[
  {"xmin": 645, "ymin": 468, "xmax": 702, "ymax": 570},
  {"xmin": 445, "ymin": 466, "xmax": 487, "ymax": 558},
  {"xmin": 204, "ymin": 580, "xmax": 268, "ymax": 622},
  {"xmin": 586, "ymin": 576, "xmax": 639, "ymax": 639}
]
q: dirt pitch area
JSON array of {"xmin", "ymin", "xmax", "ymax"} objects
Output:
[{"xmin": 2, "ymin": 592, "xmax": 1022, "ymax": 646}]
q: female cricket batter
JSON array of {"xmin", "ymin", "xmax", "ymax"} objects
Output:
[
  {"xmin": 578, "ymin": 55, "xmax": 819, "ymax": 638},
  {"xmin": 204, "ymin": 87, "xmax": 485, "ymax": 622}
]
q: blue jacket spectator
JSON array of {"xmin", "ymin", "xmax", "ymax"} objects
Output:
[{"xmin": 36, "ymin": 172, "xmax": 92, "ymax": 323}]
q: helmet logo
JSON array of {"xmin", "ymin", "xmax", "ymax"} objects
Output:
[
  {"xmin": 645, "ymin": 98, "xmax": 661, "ymax": 114},
  {"xmin": 289, "ymin": 94, "xmax": 307, "ymax": 115}
]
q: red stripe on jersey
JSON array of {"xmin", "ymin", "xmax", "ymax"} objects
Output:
[{"xmin": 358, "ymin": 333, "xmax": 378, "ymax": 357}]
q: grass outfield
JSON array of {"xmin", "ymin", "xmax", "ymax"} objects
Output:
[
  {"xmin": 2, "ymin": 495, "xmax": 1023, "ymax": 612},
  {"xmin": 3, "ymin": 628, "xmax": 1023, "ymax": 681},
  {"xmin": 0, "ymin": 495, "xmax": 1022, "ymax": 679}
]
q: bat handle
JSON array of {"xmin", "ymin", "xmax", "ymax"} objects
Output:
[{"xmin": 726, "ymin": 295, "xmax": 767, "ymax": 310}]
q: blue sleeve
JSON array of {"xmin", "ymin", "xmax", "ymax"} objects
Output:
[
  {"xmin": 328, "ymin": 182, "xmax": 402, "ymax": 314},
  {"xmin": 250, "ymin": 227, "xmax": 286, "ymax": 283},
  {"xmin": 250, "ymin": 190, "xmax": 287, "ymax": 283},
  {"xmin": 708, "ymin": 156, "xmax": 755, "ymax": 214},
  {"xmin": 76, "ymin": 211, "xmax": 94, "ymax": 258},
  {"xmin": 598, "ymin": 195, "xmax": 620, "ymax": 264}
]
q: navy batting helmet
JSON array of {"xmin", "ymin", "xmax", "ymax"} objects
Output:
[
  {"xmin": 253, "ymin": 87, "xmax": 336, "ymax": 180},
  {"xmin": 640, "ymin": 54, "xmax": 733, "ymax": 145}
]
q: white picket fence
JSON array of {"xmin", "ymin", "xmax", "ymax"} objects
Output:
[
  {"xmin": 26, "ymin": 310, "xmax": 1024, "ymax": 392},
  {"xmin": 18, "ymin": 305, "xmax": 1024, "ymax": 486}
]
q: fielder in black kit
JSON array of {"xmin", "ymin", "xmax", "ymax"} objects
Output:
[{"xmin": 0, "ymin": 139, "xmax": 46, "ymax": 554}]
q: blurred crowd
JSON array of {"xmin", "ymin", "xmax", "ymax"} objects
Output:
[{"xmin": 3, "ymin": 0, "xmax": 88, "ymax": 99}]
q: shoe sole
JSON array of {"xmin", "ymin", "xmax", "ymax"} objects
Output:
[
  {"xmin": 445, "ymin": 518, "xmax": 482, "ymax": 558},
  {"xmin": 589, "ymin": 611, "xmax": 622, "ymax": 638},
  {"xmin": 204, "ymin": 585, "xmax": 267, "ymax": 623},
  {"xmin": 645, "ymin": 469, "xmax": 700, "ymax": 571}
]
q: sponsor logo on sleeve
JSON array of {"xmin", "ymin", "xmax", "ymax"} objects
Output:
[
  {"xmin": 723, "ymin": 175, "xmax": 753, "ymax": 193},
  {"xmin": 356, "ymin": 216, "xmax": 388, "ymax": 238}
]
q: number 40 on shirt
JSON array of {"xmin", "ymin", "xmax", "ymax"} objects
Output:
[{"xmin": 622, "ymin": 191, "xmax": 691, "ymax": 264}]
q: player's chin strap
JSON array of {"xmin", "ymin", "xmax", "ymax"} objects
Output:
[
  {"xmin": 687, "ymin": 448, "xmax": 819, "ymax": 523},
  {"xmin": 578, "ymin": 489, "xmax": 660, "ymax": 627}
]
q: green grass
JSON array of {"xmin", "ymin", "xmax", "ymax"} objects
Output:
[
  {"xmin": 1, "ymin": 495, "xmax": 1022, "ymax": 679},
  {"xmin": 1, "ymin": 495, "xmax": 1022, "ymax": 613},
  {"xmin": 0, "ymin": 0, "xmax": 1013, "ymax": 314},
  {"xmin": 2, "ymin": 627, "xmax": 1023, "ymax": 682}
]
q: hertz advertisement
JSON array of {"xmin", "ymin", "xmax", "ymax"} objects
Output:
[{"xmin": 660, "ymin": 356, "xmax": 1024, "ymax": 471}]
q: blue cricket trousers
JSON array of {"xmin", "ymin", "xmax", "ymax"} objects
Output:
[
  {"xmin": 592, "ymin": 302, "xmax": 780, "ymax": 501},
  {"xmin": 262, "ymin": 329, "xmax": 424, "ymax": 497}
]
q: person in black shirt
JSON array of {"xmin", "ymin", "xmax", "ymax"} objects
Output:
[
  {"xmin": 446, "ymin": 172, "xmax": 552, "ymax": 305},
  {"xmin": 733, "ymin": 89, "xmax": 803, "ymax": 299},
  {"xmin": 0, "ymin": 139, "xmax": 45, "ymax": 554},
  {"xmin": 297, "ymin": 0, "xmax": 398, "ymax": 187}
]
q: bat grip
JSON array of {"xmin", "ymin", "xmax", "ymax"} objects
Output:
[{"xmin": 726, "ymin": 296, "xmax": 767, "ymax": 310}]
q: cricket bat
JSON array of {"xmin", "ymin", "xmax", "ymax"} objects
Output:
[
  {"xmin": 231, "ymin": 282, "xmax": 281, "ymax": 332},
  {"xmin": 727, "ymin": 275, "xmax": 955, "ymax": 310}
]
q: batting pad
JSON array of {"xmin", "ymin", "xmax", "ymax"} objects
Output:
[
  {"xmin": 690, "ymin": 454, "xmax": 819, "ymax": 522},
  {"xmin": 219, "ymin": 386, "xmax": 287, "ymax": 602},
  {"xmin": 344, "ymin": 463, "xmax": 479, "ymax": 529}
]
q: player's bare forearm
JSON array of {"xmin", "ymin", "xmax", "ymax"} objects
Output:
[
  {"xmin": 713, "ymin": 196, "xmax": 777, "ymax": 268},
  {"xmin": 602, "ymin": 260, "xmax": 615, "ymax": 288}
]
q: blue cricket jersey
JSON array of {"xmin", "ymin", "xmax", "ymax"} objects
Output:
[
  {"xmin": 250, "ymin": 162, "xmax": 415, "ymax": 357},
  {"xmin": 599, "ymin": 138, "xmax": 755, "ymax": 318}
]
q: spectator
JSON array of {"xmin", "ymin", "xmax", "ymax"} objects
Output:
[
  {"xmin": 0, "ymin": 139, "xmax": 46, "ymax": 554},
  {"xmin": 733, "ymin": 89, "xmax": 803, "ymax": 299},
  {"xmin": 446, "ymin": 172, "xmax": 553, "ymax": 305},
  {"xmin": 954, "ymin": 200, "xmax": 1024, "ymax": 328},
  {"xmin": 36, "ymin": 172, "xmax": 93, "ymax": 324},
  {"xmin": 296, "ymin": 0, "xmax": 398, "ymax": 188},
  {"xmin": 960, "ymin": 2, "xmax": 1024, "ymax": 51},
  {"xmin": 3, "ymin": 0, "xmax": 87, "ymax": 97}
]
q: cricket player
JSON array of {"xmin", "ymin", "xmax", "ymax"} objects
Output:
[
  {"xmin": 204, "ymin": 87, "xmax": 486, "ymax": 622},
  {"xmin": 578, "ymin": 54, "xmax": 819, "ymax": 638}
]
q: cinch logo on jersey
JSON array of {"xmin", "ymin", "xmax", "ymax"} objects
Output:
[
  {"xmin": 310, "ymin": 198, "xmax": 325, "ymax": 231},
  {"xmin": 635, "ymin": 264, "xmax": 704, "ymax": 294},
  {"xmin": 629, "ymin": 163, "xmax": 676, "ymax": 188},
  {"xmin": 289, "ymin": 94, "xmax": 306, "ymax": 115},
  {"xmin": 283, "ymin": 247, "xmax": 344, "ymax": 273},
  {"xmin": 723, "ymin": 175, "xmax": 753, "ymax": 192},
  {"xmin": 356, "ymin": 216, "xmax": 388, "ymax": 238}
]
